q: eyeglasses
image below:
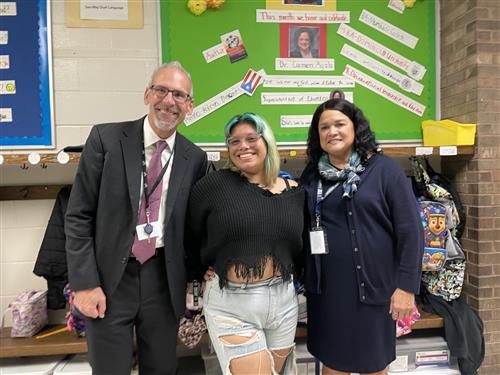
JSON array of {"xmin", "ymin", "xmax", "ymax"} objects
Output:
[
  {"xmin": 226, "ymin": 133, "xmax": 262, "ymax": 147},
  {"xmin": 149, "ymin": 85, "xmax": 192, "ymax": 103}
]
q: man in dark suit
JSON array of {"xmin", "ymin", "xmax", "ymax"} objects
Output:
[{"xmin": 65, "ymin": 62, "xmax": 207, "ymax": 374}]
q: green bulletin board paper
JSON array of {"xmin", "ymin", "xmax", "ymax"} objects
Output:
[{"xmin": 160, "ymin": 0, "xmax": 436, "ymax": 146}]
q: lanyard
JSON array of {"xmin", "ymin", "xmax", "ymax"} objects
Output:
[
  {"xmin": 314, "ymin": 179, "xmax": 340, "ymax": 227},
  {"xmin": 140, "ymin": 141, "xmax": 173, "ymax": 211}
]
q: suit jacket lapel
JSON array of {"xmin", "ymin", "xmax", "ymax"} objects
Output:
[
  {"xmin": 164, "ymin": 134, "xmax": 189, "ymax": 227},
  {"xmin": 121, "ymin": 118, "xmax": 144, "ymax": 216}
]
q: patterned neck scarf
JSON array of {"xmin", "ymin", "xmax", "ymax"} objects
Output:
[{"xmin": 318, "ymin": 151, "xmax": 365, "ymax": 198}]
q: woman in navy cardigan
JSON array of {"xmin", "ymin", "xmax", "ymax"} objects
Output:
[{"xmin": 300, "ymin": 97, "xmax": 423, "ymax": 375}]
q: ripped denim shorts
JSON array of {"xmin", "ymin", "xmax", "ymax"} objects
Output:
[{"xmin": 203, "ymin": 274, "xmax": 298, "ymax": 374}]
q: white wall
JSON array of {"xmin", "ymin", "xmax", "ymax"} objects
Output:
[{"xmin": 0, "ymin": 0, "xmax": 161, "ymax": 325}]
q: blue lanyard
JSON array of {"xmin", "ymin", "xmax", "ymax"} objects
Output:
[{"xmin": 314, "ymin": 179, "xmax": 340, "ymax": 227}]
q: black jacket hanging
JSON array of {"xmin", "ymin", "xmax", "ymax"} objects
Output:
[{"xmin": 33, "ymin": 186, "xmax": 71, "ymax": 309}]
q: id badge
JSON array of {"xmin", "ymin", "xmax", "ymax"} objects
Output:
[
  {"xmin": 309, "ymin": 227, "xmax": 329, "ymax": 255},
  {"xmin": 136, "ymin": 220, "xmax": 161, "ymax": 241}
]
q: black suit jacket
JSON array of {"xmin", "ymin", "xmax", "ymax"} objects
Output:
[{"xmin": 65, "ymin": 117, "xmax": 207, "ymax": 317}]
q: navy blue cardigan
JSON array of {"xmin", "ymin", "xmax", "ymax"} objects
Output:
[{"xmin": 301, "ymin": 153, "xmax": 423, "ymax": 305}]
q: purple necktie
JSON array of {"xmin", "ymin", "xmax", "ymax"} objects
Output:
[{"xmin": 132, "ymin": 140, "xmax": 168, "ymax": 263}]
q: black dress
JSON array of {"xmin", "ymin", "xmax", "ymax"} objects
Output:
[{"xmin": 302, "ymin": 155, "xmax": 423, "ymax": 373}]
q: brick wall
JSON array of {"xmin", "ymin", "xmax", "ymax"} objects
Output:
[{"xmin": 440, "ymin": 1, "xmax": 500, "ymax": 374}]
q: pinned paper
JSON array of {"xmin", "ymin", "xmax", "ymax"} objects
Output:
[
  {"xmin": 0, "ymin": 31, "xmax": 8, "ymax": 45},
  {"xmin": 343, "ymin": 65, "xmax": 425, "ymax": 117},
  {"xmin": 262, "ymin": 91, "xmax": 353, "ymax": 105},
  {"xmin": 221, "ymin": 30, "xmax": 248, "ymax": 63},
  {"xmin": 337, "ymin": 24, "xmax": 426, "ymax": 80},
  {"xmin": 256, "ymin": 9, "xmax": 349, "ymax": 24},
  {"xmin": 275, "ymin": 58, "xmax": 334, "ymax": 71},
  {"xmin": 0, "ymin": 108, "xmax": 12, "ymax": 122},
  {"xmin": 0, "ymin": 55, "xmax": 10, "ymax": 69},
  {"xmin": 240, "ymin": 69, "xmax": 264, "ymax": 96},
  {"xmin": 280, "ymin": 115, "xmax": 313, "ymax": 128},
  {"xmin": 388, "ymin": 0, "xmax": 405, "ymax": 14},
  {"xmin": 359, "ymin": 9, "xmax": 418, "ymax": 49},
  {"xmin": 263, "ymin": 75, "xmax": 354, "ymax": 88},
  {"xmin": 0, "ymin": 80, "xmax": 16, "ymax": 94},
  {"xmin": 340, "ymin": 44, "xmax": 423, "ymax": 95},
  {"xmin": 203, "ymin": 43, "xmax": 226, "ymax": 63},
  {"xmin": 0, "ymin": 2, "xmax": 17, "ymax": 16}
]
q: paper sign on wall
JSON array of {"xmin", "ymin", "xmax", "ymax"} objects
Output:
[
  {"xmin": 275, "ymin": 58, "xmax": 335, "ymax": 71},
  {"xmin": 359, "ymin": 9, "xmax": 418, "ymax": 48},
  {"xmin": 240, "ymin": 69, "xmax": 264, "ymax": 96},
  {"xmin": 203, "ymin": 43, "xmax": 226, "ymax": 63},
  {"xmin": 343, "ymin": 65, "xmax": 425, "ymax": 117},
  {"xmin": 263, "ymin": 75, "xmax": 354, "ymax": 88},
  {"xmin": 256, "ymin": 9, "xmax": 349, "ymax": 24},
  {"xmin": 337, "ymin": 23, "xmax": 426, "ymax": 80},
  {"xmin": 340, "ymin": 44, "xmax": 423, "ymax": 95}
]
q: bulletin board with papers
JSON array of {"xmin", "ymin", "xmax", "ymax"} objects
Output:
[
  {"xmin": 160, "ymin": 0, "xmax": 437, "ymax": 146},
  {"xmin": 0, "ymin": 0, "xmax": 54, "ymax": 149}
]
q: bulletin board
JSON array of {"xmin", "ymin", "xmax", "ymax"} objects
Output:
[
  {"xmin": 0, "ymin": 0, "xmax": 54, "ymax": 149},
  {"xmin": 160, "ymin": 0, "xmax": 437, "ymax": 146}
]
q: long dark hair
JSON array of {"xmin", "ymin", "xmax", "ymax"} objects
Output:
[{"xmin": 302, "ymin": 99, "xmax": 379, "ymax": 182}]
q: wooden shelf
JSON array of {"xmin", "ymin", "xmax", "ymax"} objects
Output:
[
  {"xmin": 1, "ymin": 311, "xmax": 443, "ymax": 358},
  {"xmin": 0, "ymin": 145, "xmax": 474, "ymax": 167},
  {"xmin": 0, "ymin": 326, "xmax": 87, "ymax": 358}
]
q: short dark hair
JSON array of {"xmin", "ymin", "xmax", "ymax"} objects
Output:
[
  {"xmin": 295, "ymin": 27, "xmax": 314, "ymax": 43},
  {"xmin": 303, "ymin": 99, "xmax": 379, "ymax": 181}
]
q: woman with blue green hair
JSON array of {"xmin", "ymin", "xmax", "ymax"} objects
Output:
[{"xmin": 186, "ymin": 113, "xmax": 305, "ymax": 375}]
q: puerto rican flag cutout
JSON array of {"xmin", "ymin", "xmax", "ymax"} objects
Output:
[{"xmin": 239, "ymin": 69, "xmax": 264, "ymax": 96}]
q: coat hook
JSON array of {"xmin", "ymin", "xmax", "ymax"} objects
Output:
[
  {"xmin": 20, "ymin": 163, "xmax": 29, "ymax": 170},
  {"xmin": 40, "ymin": 162, "xmax": 48, "ymax": 169}
]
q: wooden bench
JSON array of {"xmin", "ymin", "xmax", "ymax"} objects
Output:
[{"xmin": 0, "ymin": 311, "xmax": 443, "ymax": 359}]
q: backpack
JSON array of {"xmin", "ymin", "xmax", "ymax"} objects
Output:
[
  {"xmin": 417, "ymin": 198, "xmax": 448, "ymax": 272},
  {"xmin": 423, "ymin": 158, "xmax": 466, "ymax": 239}
]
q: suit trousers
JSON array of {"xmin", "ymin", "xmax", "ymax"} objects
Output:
[{"xmin": 84, "ymin": 251, "xmax": 179, "ymax": 375}]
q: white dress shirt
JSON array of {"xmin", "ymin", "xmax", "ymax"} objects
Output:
[{"xmin": 140, "ymin": 116, "xmax": 176, "ymax": 248}]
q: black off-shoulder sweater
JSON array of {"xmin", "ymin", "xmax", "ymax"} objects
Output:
[{"xmin": 186, "ymin": 169, "xmax": 305, "ymax": 288}]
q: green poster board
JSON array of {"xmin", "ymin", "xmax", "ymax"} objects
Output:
[{"xmin": 160, "ymin": 0, "xmax": 437, "ymax": 146}]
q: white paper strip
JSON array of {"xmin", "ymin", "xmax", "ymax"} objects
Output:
[
  {"xmin": 439, "ymin": 146, "xmax": 458, "ymax": 156},
  {"xmin": 0, "ymin": 108, "xmax": 12, "ymax": 122},
  {"xmin": 388, "ymin": 0, "xmax": 405, "ymax": 14},
  {"xmin": 281, "ymin": 115, "xmax": 313, "ymax": 128},
  {"xmin": 0, "ymin": 55, "xmax": 9, "ymax": 69},
  {"xmin": 262, "ymin": 92, "xmax": 329, "ymax": 105},
  {"xmin": 0, "ymin": 31, "xmax": 8, "ymax": 45},
  {"xmin": 202, "ymin": 43, "xmax": 226, "ymax": 63},
  {"xmin": 343, "ymin": 65, "xmax": 425, "ymax": 116},
  {"xmin": 340, "ymin": 44, "xmax": 423, "ymax": 95},
  {"xmin": 359, "ymin": 10, "xmax": 418, "ymax": 49},
  {"xmin": 256, "ymin": 9, "xmax": 349, "ymax": 24},
  {"xmin": 80, "ymin": 0, "xmax": 128, "ymax": 21},
  {"xmin": 0, "ymin": 2, "xmax": 16, "ymax": 16},
  {"xmin": 207, "ymin": 152, "xmax": 221, "ymax": 161},
  {"xmin": 415, "ymin": 147, "xmax": 433, "ymax": 155},
  {"xmin": 337, "ymin": 23, "xmax": 426, "ymax": 80},
  {"xmin": 262, "ymin": 91, "xmax": 353, "ymax": 105},
  {"xmin": 184, "ymin": 83, "xmax": 245, "ymax": 126},
  {"xmin": 275, "ymin": 58, "xmax": 335, "ymax": 71},
  {"xmin": 0, "ymin": 80, "xmax": 16, "ymax": 94},
  {"xmin": 263, "ymin": 75, "xmax": 354, "ymax": 88}
]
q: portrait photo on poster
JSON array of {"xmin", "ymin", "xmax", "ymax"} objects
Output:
[
  {"xmin": 220, "ymin": 29, "xmax": 248, "ymax": 64},
  {"xmin": 280, "ymin": 24, "xmax": 327, "ymax": 59}
]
